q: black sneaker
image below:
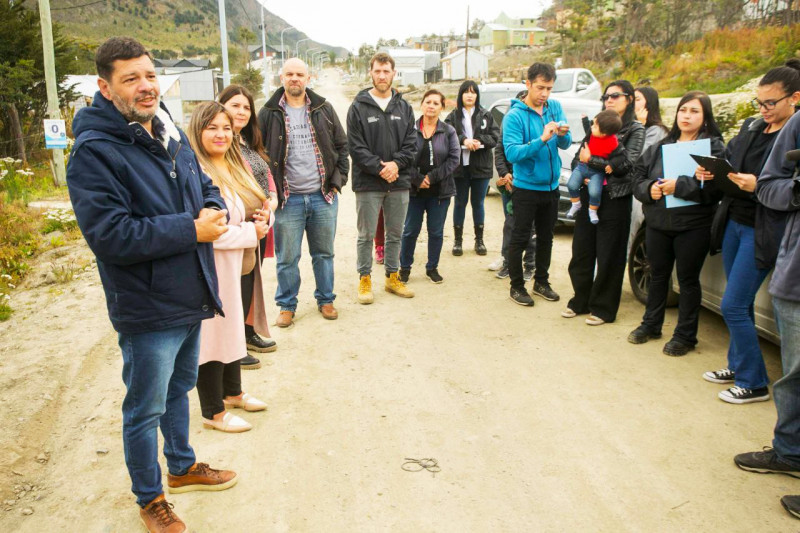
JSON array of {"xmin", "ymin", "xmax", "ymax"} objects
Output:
[
  {"xmin": 426, "ymin": 269, "xmax": 443, "ymax": 284},
  {"xmin": 246, "ymin": 334, "xmax": 277, "ymax": 353},
  {"xmin": 734, "ymin": 448, "xmax": 800, "ymax": 478},
  {"xmin": 781, "ymin": 495, "xmax": 800, "ymax": 519},
  {"xmin": 627, "ymin": 326, "xmax": 662, "ymax": 344},
  {"xmin": 523, "ymin": 267, "xmax": 534, "ymax": 282},
  {"xmin": 510, "ymin": 287, "xmax": 534, "ymax": 307},
  {"xmin": 495, "ymin": 264, "xmax": 509, "ymax": 279},
  {"xmin": 719, "ymin": 386, "xmax": 770, "ymax": 404},
  {"xmin": 240, "ymin": 354, "xmax": 262, "ymax": 370},
  {"xmin": 663, "ymin": 339, "xmax": 694, "ymax": 357},
  {"xmin": 532, "ymin": 281, "xmax": 559, "ymax": 301},
  {"xmin": 703, "ymin": 368, "xmax": 735, "ymax": 384},
  {"xmin": 399, "ymin": 268, "xmax": 410, "ymax": 283}
]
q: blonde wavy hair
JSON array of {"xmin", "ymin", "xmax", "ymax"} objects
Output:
[{"xmin": 187, "ymin": 101, "xmax": 266, "ymax": 205}]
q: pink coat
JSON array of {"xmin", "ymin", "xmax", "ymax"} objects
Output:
[{"xmin": 199, "ymin": 190, "xmax": 273, "ymax": 365}]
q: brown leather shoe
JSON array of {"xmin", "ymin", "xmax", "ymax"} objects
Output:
[
  {"xmin": 318, "ymin": 303, "xmax": 338, "ymax": 320},
  {"xmin": 166, "ymin": 462, "xmax": 238, "ymax": 494},
  {"xmin": 139, "ymin": 494, "xmax": 186, "ymax": 533},
  {"xmin": 275, "ymin": 310, "xmax": 294, "ymax": 328}
]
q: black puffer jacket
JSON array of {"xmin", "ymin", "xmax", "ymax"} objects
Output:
[
  {"xmin": 409, "ymin": 118, "xmax": 460, "ymax": 199},
  {"xmin": 444, "ymin": 106, "xmax": 500, "ymax": 179},
  {"xmin": 632, "ymin": 135, "xmax": 726, "ymax": 232},
  {"xmin": 257, "ymin": 88, "xmax": 349, "ymax": 209},
  {"xmin": 571, "ymin": 118, "xmax": 645, "ymax": 199},
  {"xmin": 346, "ymin": 88, "xmax": 417, "ymax": 192}
]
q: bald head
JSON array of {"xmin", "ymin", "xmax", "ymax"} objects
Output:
[{"xmin": 281, "ymin": 58, "xmax": 310, "ymax": 98}]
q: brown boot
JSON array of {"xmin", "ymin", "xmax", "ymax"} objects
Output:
[
  {"xmin": 167, "ymin": 462, "xmax": 238, "ymax": 494},
  {"xmin": 275, "ymin": 310, "xmax": 294, "ymax": 328},
  {"xmin": 139, "ymin": 494, "xmax": 186, "ymax": 533},
  {"xmin": 318, "ymin": 303, "xmax": 338, "ymax": 320}
]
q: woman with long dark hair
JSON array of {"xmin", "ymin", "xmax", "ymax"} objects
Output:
[
  {"xmin": 562, "ymin": 80, "xmax": 645, "ymax": 326},
  {"xmin": 444, "ymin": 80, "xmax": 500, "ymax": 256},
  {"xmin": 629, "ymin": 91, "xmax": 725, "ymax": 356},
  {"xmin": 635, "ymin": 86, "xmax": 669, "ymax": 149},
  {"xmin": 703, "ymin": 60, "xmax": 800, "ymax": 403},
  {"xmin": 218, "ymin": 85, "xmax": 277, "ymax": 370}
]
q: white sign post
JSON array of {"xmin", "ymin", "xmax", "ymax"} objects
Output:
[{"xmin": 44, "ymin": 119, "xmax": 68, "ymax": 150}]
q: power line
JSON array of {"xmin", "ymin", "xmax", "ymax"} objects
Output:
[{"xmin": 51, "ymin": 0, "xmax": 107, "ymax": 11}]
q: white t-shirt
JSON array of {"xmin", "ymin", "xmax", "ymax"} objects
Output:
[
  {"xmin": 461, "ymin": 107, "xmax": 475, "ymax": 166},
  {"xmin": 369, "ymin": 91, "xmax": 392, "ymax": 112}
]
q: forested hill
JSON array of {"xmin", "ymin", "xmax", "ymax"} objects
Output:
[{"xmin": 34, "ymin": 0, "xmax": 346, "ymax": 66}]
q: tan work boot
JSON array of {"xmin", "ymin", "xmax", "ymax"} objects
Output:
[
  {"xmin": 167, "ymin": 462, "xmax": 238, "ymax": 494},
  {"xmin": 275, "ymin": 310, "xmax": 294, "ymax": 328},
  {"xmin": 139, "ymin": 494, "xmax": 186, "ymax": 533},
  {"xmin": 385, "ymin": 272, "xmax": 415, "ymax": 298},
  {"xmin": 358, "ymin": 275, "xmax": 374, "ymax": 304},
  {"xmin": 318, "ymin": 303, "xmax": 338, "ymax": 320}
]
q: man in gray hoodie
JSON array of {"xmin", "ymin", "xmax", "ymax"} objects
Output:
[{"xmin": 736, "ymin": 110, "xmax": 800, "ymax": 519}]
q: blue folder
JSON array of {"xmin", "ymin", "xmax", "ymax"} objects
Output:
[{"xmin": 661, "ymin": 139, "xmax": 711, "ymax": 208}]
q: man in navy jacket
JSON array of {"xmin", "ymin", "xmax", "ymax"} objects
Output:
[{"xmin": 67, "ymin": 37, "xmax": 236, "ymax": 532}]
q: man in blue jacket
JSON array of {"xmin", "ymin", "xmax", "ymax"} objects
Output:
[
  {"xmin": 502, "ymin": 63, "xmax": 572, "ymax": 306},
  {"xmin": 67, "ymin": 37, "xmax": 236, "ymax": 532}
]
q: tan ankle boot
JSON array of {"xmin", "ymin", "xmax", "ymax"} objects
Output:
[{"xmin": 385, "ymin": 272, "xmax": 415, "ymax": 298}]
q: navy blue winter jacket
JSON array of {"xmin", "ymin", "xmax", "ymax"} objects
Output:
[{"xmin": 67, "ymin": 92, "xmax": 225, "ymax": 334}]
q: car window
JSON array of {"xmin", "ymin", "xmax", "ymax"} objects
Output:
[
  {"xmin": 491, "ymin": 104, "xmax": 509, "ymax": 125},
  {"xmin": 577, "ymin": 72, "xmax": 593, "ymax": 88},
  {"xmin": 552, "ymin": 73, "xmax": 574, "ymax": 93}
]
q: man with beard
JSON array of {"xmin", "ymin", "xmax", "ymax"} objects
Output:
[
  {"xmin": 348, "ymin": 52, "xmax": 417, "ymax": 303},
  {"xmin": 258, "ymin": 58, "xmax": 349, "ymax": 327},
  {"xmin": 67, "ymin": 37, "xmax": 236, "ymax": 532}
]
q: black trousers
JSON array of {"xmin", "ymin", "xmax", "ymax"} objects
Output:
[
  {"xmin": 567, "ymin": 190, "xmax": 632, "ymax": 322},
  {"xmin": 241, "ymin": 269, "xmax": 256, "ymax": 337},
  {"xmin": 640, "ymin": 225, "xmax": 711, "ymax": 345},
  {"xmin": 508, "ymin": 188, "xmax": 559, "ymax": 290},
  {"xmin": 196, "ymin": 359, "xmax": 242, "ymax": 419}
]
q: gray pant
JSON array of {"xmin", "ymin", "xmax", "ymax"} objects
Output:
[{"xmin": 356, "ymin": 190, "xmax": 410, "ymax": 276}]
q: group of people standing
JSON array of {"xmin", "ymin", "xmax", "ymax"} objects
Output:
[{"xmin": 64, "ymin": 33, "xmax": 800, "ymax": 529}]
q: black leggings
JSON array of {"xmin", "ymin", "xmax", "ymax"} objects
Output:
[{"xmin": 196, "ymin": 359, "xmax": 242, "ymax": 419}]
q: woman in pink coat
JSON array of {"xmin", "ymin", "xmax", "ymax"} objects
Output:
[{"xmin": 187, "ymin": 102, "xmax": 278, "ymax": 433}]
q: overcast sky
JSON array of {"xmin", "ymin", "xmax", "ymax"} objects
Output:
[{"xmin": 259, "ymin": 1, "xmax": 552, "ymax": 53}]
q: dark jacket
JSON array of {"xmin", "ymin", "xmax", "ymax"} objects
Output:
[
  {"xmin": 632, "ymin": 135, "xmax": 726, "ymax": 232},
  {"xmin": 67, "ymin": 92, "xmax": 225, "ymax": 334},
  {"xmin": 495, "ymin": 127, "xmax": 512, "ymax": 178},
  {"xmin": 409, "ymin": 118, "xmax": 461, "ymax": 199},
  {"xmin": 257, "ymin": 87, "xmax": 349, "ymax": 208},
  {"xmin": 571, "ymin": 118, "xmax": 645, "ymax": 199},
  {"xmin": 444, "ymin": 106, "xmax": 500, "ymax": 179},
  {"xmin": 347, "ymin": 88, "xmax": 417, "ymax": 192},
  {"xmin": 710, "ymin": 117, "xmax": 787, "ymax": 268}
]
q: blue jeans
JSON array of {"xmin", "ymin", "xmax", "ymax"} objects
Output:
[
  {"xmin": 453, "ymin": 175, "xmax": 490, "ymax": 226},
  {"xmin": 118, "ymin": 323, "xmax": 200, "ymax": 507},
  {"xmin": 721, "ymin": 220, "xmax": 770, "ymax": 389},
  {"xmin": 772, "ymin": 297, "xmax": 800, "ymax": 466},
  {"xmin": 274, "ymin": 192, "xmax": 337, "ymax": 312},
  {"xmin": 400, "ymin": 196, "xmax": 451, "ymax": 270},
  {"xmin": 567, "ymin": 163, "xmax": 603, "ymax": 208}
]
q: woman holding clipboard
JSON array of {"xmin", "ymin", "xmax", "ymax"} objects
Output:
[
  {"xmin": 701, "ymin": 61, "xmax": 800, "ymax": 404},
  {"xmin": 629, "ymin": 91, "xmax": 725, "ymax": 356}
]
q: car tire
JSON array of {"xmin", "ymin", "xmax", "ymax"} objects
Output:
[{"xmin": 628, "ymin": 227, "xmax": 678, "ymax": 307}]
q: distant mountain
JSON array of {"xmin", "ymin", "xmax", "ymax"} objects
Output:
[{"xmin": 40, "ymin": 0, "xmax": 346, "ymax": 65}]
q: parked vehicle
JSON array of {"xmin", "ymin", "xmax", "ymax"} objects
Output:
[
  {"xmin": 479, "ymin": 83, "xmax": 526, "ymax": 110},
  {"xmin": 552, "ymin": 68, "xmax": 603, "ymax": 101}
]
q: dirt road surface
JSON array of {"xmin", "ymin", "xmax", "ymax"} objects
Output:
[{"xmin": 0, "ymin": 72, "xmax": 794, "ymax": 532}]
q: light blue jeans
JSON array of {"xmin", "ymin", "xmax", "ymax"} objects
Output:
[
  {"xmin": 274, "ymin": 191, "xmax": 338, "ymax": 312},
  {"xmin": 772, "ymin": 296, "xmax": 800, "ymax": 466}
]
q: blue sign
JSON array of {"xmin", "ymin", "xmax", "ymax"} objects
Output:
[{"xmin": 44, "ymin": 119, "xmax": 68, "ymax": 149}]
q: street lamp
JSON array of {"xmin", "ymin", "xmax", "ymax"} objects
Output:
[
  {"xmin": 312, "ymin": 51, "xmax": 326, "ymax": 73},
  {"xmin": 280, "ymin": 26, "xmax": 295, "ymax": 69},
  {"xmin": 305, "ymin": 47, "xmax": 321, "ymax": 65},
  {"xmin": 295, "ymin": 38, "xmax": 311, "ymax": 59}
]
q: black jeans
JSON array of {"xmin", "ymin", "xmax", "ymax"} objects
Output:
[
  {"xmin": 640, "ymin": 225, "xmax": 711, "ymax": 345},
  {"xmin": 501, "ymin": 192, "xmax": 535, "ymax": 268},
  {"xmin": 196, "ymin": 360, "xmax": 242, "ymax": 419},
  {"xmin": 508, "ymin": 188, "xmax": 559, "ymax": 290},
  {"xmin": 567, "ymin": 190, "xmax": 632, "ymax": 322}
]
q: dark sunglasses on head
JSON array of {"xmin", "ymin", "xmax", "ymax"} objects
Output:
[{"xmin": 601, "ymin": 92, "xmax": 629, "ymax": 101}]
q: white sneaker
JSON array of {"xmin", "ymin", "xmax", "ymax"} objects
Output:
[
  {"xmin": 488, "ymin": 256, "xmax": 505, "ymax": 271},
  {"xmin": 561, "ymin": 308, "xmax": 577, "ymax": 318}
]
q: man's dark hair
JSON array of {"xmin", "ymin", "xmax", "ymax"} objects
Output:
[
  {"xmin": 370, "ymin": 52, "xmax": 395, "ymax": 70},
  {"xmin": 96, "ymin": 37, "xmax": 152, "ymax": 80},
  {"xmin": 526, "ymin": 62, "xmax": 556, "ymax": 83},
  {"xmin": 594, "ymin": 109, "xmax": 623, "ymax": 136}
]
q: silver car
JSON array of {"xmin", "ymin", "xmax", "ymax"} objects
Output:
[{"xmin": 553, "ymin": 68, "xmax": 603, "ymax": 101}]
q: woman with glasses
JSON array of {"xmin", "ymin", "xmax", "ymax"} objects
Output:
[
  {"xmin": 562, "ymin": 80, "xmax": 645, "ymax": 326},
  {"xmin": 629, "ymin": 91, "xmax": 725, "ymax": 356},
  {"xmin": 702, "ymin": 59, "xmax": 800, "ymax": 403}
]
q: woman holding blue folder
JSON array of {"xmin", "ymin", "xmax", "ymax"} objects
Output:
[{"xmin": 629, "ymin": 91, "xmax": 725, "ymax": 356}]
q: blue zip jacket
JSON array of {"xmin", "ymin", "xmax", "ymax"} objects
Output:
[
  {"xmin": 67, "ymin": 92, "xmax": 225, "ymax": 334},
  {"xmin": 502, "ymin": 98, "xmax": 571, "ymax": 191}
]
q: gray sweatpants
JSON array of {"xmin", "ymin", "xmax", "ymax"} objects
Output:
[{"xmin": 356, "ymin": 190, "xmax": 410, "ymax": 276}]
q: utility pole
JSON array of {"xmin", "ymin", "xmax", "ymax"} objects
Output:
[
  {"xmin": 217, "ymin": 0, "xmax": 231, "ymax": 87},
  {"xmin": 38, "ymin": 0, "xmax": 66, "ymax": 187},
  {"xmin": 464, "ymin": 5, "xmax": 469, "ymax": 80},
  {"xmin": 259, "ymin": 1, "xmax": 269, "ymax": 96}
]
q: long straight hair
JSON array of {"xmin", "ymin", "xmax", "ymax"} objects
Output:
[
  {"xmin": 635, "ymin": 86, "xmax": 668, "ymax": 132},
  {"xmin": 456, "ymin": 80, "xmax": 481, "ymax": 111},
  {"xmin": 217, "ymin": 84, "xmax": 270, "ymax": 164},
  {"xmin": 187, "ymin": 101, "xmax": 266, "ymax": 204},
  {"xmin": 667, "ymin": 91, "xmax": 723, "ymax": 141}
]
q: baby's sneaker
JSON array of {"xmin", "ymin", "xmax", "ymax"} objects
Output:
[
  {"xmin": 589, "ymin": 209, "xmax": 599, "ymax": 225},
  {"xmin": 566, "ymin": 202, "xmax": 581, "ymax": 219}
]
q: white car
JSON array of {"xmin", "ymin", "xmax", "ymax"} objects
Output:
[{"xmin": 553, "ymin": 68, "xmax": 602, "ymax": 101}]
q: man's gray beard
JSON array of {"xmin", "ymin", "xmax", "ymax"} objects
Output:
[
  {"xmin": 286, "ymin": 86, "xmax": 304, "ymax": 97},
  {"xmin": 111, "ymin": 92, "xmax": 158, "ymax": 124}
]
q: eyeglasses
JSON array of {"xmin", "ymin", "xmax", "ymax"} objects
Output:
[
  {"xmin": 601, "ymin": 92, "xmax": 629, "ymax": 102},
  {"xmin": 751, "ymin": 94, "xmax": 792, "ymax": 110}
]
